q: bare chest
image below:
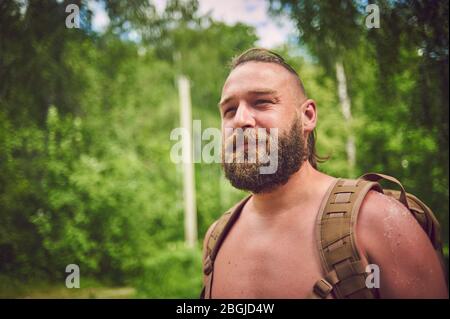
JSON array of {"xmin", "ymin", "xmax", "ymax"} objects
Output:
[{"xmin": 211, "ymin": 212, "xmax": 326, "ymax": 298}]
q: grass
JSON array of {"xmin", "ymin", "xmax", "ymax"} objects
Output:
[{"xmin": 0, "ymin": 276, "xmax": 136, "ymax": 299}]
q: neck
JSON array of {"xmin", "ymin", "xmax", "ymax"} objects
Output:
[{"xmin": 249, "ymin": 161, "xmax": 335, "ymax": 217}]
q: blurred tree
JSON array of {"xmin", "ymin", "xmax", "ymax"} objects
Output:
[
  {"xmin": 0, "ymin": 0, "xmax": 257, "ymax": 296},
  {"xmin": 269, "ymin": 0, "xmax": 449, "ymax": 247},
  {"xmin": 270, "ymin": 0, "xmax": 363, "ymax": 174}
]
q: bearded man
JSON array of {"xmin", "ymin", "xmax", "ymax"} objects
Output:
[{"xmin": 201, "ymin": 48, "xmax": 448, "ymax": 299}]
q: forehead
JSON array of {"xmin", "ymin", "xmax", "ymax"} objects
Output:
[{"xmin": 221, "ymin": 61, "xmax": 297, "ymax": 98}]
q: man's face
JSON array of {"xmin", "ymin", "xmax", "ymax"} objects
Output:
[{"xmin": 219, "ymin": 61, "xmax": 309, "ymax": 193}]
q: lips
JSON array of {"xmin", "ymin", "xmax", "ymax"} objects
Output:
[
  {"xmin": 225, "ymin": 138, "xmax": 251, "ymax": 154},
  {"xmin": 223, "ymin": 129, "xmax": 272, "ymax": 156},
  {"xmin": 236, "ymin": 142, "xmax": 249, "ymax": 151}
]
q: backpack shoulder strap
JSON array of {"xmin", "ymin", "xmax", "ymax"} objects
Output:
[
  {"xmin": 201, "ymin": 195, "xmax": 252, "ymax": 299},
  {"xmin": 311, "ymin": 178, "xmax": 383, "ymax": 299}
]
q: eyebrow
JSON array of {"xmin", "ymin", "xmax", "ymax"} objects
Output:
[{"xmin": 218, "ymin": 89, "xmax": 278, "ymax": 108}]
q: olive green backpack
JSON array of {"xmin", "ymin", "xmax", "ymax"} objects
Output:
[{"xmin": 200, "ymin": 173, "xmax": 445, "ymax": 299}]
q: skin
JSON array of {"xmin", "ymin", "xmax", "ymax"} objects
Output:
[{"xmin": 203, "ymin": 61, "xmax": 448, "ymax": 299}]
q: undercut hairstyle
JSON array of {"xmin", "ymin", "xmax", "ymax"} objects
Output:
[{"xmin": 229, "ymin": 47, "xmax": 328, "ymax": 169}]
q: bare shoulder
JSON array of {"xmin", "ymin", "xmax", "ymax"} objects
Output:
[
  {"xmin": 357, "ymin": 189, "xmax": 433, "ymax": 258},
  {"xmin": 356, "ymin": 190, "xmax": 448, "ymax": 298},
  {"xmin": 357, "ymin": 190, "xmax": 420, "ymax": 238}
]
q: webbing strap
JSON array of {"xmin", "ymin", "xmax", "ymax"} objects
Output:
[
  {"xmin": 202, "ymin": 195, "xmax": 252, "ymax": 299},
  {"xmin": 312, "ymin": 178, "xmax": 383, "ymax": 299},
  {"xmin": 360, "ymin": 172, "xmax": 409, "ymax": 209}
]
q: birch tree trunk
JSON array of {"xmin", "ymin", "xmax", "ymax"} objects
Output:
[
  {"xmin": 335, "ymin": 61, "xmax": 356, "ymax": 174},
  {"xmin": 178, "ymin": 75, "xmax": 198, "ymax": 249}
]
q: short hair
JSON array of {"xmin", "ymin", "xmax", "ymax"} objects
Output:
[
  {"xmin": 230, "ymin": 48, "xmax": 306, "ymax": 96},
  {"xmin": 229, "ymin": 48, "xmax": 327, "ymax": 169}
]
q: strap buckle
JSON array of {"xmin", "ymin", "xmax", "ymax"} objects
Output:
[
  {"xmin": 203, "ymin": 256, "xmax": 213, "ymax": 275},
  {"xmin": 313, "ymin": 278, "xmax": 334, "ymax": 298}
]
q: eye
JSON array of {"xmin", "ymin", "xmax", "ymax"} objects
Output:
[
  {"xmin": 223, "ymin": 107, "xmax": 237, "ymax": 117},
  {"xmin": 255, "ymin": 99, "xmax": 273, "ymax": 106}
]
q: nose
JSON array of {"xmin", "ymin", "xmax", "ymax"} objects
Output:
[{"xmin": 234, "ymin": 103, "xmax": 255, "ymax": 128}]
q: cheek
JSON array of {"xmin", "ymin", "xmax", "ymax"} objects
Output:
[{"xmin": 255, "ymin": 110, "xmax": 291, "ymax": 132}]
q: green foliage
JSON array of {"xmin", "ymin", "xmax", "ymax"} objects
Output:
[
  {"xmin": 136, "ymin": 243, "xmax": 202, "ymax": 298},
  {"xmin": 0, "ymin": 0, "xmax": 448, "ymax": 296},
  {"xmin": 0, "ymin": 0, "xmax": 257, "ymax": 292},
  {"xmin": 271, "ymin": 0, "xmax": 449, "ymax": 244}
]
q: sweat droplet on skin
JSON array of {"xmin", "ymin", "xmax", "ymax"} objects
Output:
[
  {"xmin": 378, "ymin": 193, "xmax": 428, "ymax": 292},
  {"xmin": 382, "ymin": 201, "xmax": 403, "ymax": 285}
]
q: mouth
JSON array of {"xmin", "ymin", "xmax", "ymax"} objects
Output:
[
  {"xmin": 236, "ymin": 142, "xmax": 249, "ymax": 151},
  {"xmin": 226, "ymin": 139, "xmax": 252, "ymax": 153}
]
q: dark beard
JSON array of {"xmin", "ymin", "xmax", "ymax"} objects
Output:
[{"xmin": 221, "ymin": 118, "xmax": 307, "ymax": 194}]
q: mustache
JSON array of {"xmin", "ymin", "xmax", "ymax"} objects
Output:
[{"xmin": 223, "ymin": 128, "xmax": 274, "ymax": 154}]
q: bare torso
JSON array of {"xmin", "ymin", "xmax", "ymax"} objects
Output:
[
  {"xmin": 212, "ymin": 199, "xmax": 324, "ymax": 298},
  {"xmin": 205, "ymin": 168, "xmax": 448, "ymax": 299},
  {"xmin": 211, "ymin": 176, "xmax": 362, "ymax": 298}
]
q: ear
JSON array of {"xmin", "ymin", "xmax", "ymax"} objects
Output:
[{"xmin": 301, "ymin": 99, "xmax": 317, "ymax": 134}]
